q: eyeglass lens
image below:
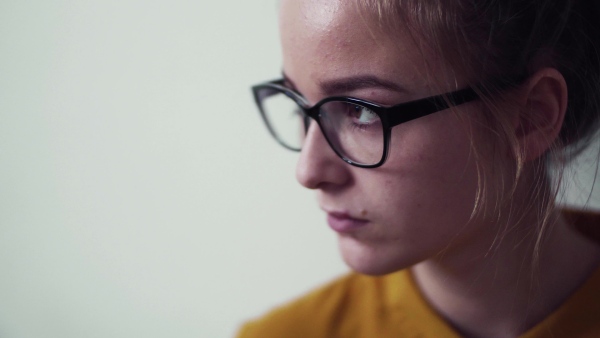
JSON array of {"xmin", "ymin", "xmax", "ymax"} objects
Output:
[
  {"xmin": 318, "ymin": 101, "xmax": 384, "ymax": 165},
  {"xmin": 259, "ymin": 88, "xmax": 385, "ymax": 165},
  {"xmin": 260, "ymin": 89, "xmax": 305, "ymax": 151}
]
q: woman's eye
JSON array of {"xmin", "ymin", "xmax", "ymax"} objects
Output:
[{"xmin": 351, "ymin": 105, "xmax": 378, "ymax": 123}]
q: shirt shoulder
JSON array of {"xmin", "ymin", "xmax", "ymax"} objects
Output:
[
  {"xmin": 236, "ymin": 270, "xmax": 461, "ymax": 338},
  {"xmin": 235, "ymin": 273, "xmax": 371, "ymax": 338}
]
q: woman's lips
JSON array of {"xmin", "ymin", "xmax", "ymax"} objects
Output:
[{"xmin": 326, "ymin": 212, "xmax": 369, "ymax": 233}]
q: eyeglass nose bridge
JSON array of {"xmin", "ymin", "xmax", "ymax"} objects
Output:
[{"xmin": 302, "ymin": 114, "xmax": 312, "ymax": 133}]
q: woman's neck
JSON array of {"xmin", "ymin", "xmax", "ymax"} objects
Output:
[{"xmin": 410, "ymin": 209, "xmax": 600, "ymax": 338}]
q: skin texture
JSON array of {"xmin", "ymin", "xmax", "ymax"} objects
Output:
[{"xmin": 279, "ymin": 0, "xmax": 600, "ymax": 337}]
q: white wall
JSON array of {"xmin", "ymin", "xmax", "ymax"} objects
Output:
[
  {"xmin": 0, "ymin": 1, "xmax": 598, "ymax": 338},
  {"xmin": 0, "ymin": 1, "xmax": 347, "ymax": 337}
]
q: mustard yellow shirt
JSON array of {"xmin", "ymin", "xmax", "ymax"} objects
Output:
[{"xmin": 238, "ymin": 211, "xmax": 600, "ymax": 338}]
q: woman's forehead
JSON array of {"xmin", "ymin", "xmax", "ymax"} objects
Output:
[
  {"xmin": 279, "ymin": 0, "xmax": 451, "ymax": 99},
  {"xmin": 279, "ymin": 0, "xmax": 345, "ymax": 33}
]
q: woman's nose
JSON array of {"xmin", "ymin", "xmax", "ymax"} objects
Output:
[{"xmin": 296, "ymin": 122, "xmax": 351, "ymax": 190}]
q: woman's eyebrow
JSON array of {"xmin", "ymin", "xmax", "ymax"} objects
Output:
[
  {"xmin": 282, "ymin": 72, "xmax": 407, "ymax": 96},
  {"xmin": 318, "ymin": 75, "xmax": 407, "ymax": 95}
]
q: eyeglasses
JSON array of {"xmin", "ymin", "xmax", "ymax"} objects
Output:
[{"xmin": 251, "ymin": 79, "xmax": 479, "ymax": 168}]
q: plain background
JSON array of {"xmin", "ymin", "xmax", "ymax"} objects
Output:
[{"xmin": 0, "ymin": 1, "xmax": 599, "ymax": 337}]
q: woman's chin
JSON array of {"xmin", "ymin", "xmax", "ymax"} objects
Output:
[{"xmin": 337, "ymin": 234, "xmax": 417, "ymax": 276}]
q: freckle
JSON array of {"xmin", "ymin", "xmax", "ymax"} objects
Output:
[{"xmin": 361, "ymin": 209, "xmax": 368, "ymax": 217}]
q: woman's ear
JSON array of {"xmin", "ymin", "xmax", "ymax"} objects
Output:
[{"xmin": 514, "ymin": 68, "xmax": 568, "ymax": 161}]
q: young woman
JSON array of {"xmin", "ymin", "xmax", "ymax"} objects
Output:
[{"xmin": 241, "ymin": 0, "xmax": 600, "ymax": 337}]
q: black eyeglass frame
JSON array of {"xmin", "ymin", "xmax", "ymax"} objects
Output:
[{"xmin": 252, "ymin": 78, "xmax": 480, "ymax": 168}]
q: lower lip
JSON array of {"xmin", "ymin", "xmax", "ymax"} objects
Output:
[{"xmin": 327, "ymin": 214, "xmax": 369, "ymax": 233}]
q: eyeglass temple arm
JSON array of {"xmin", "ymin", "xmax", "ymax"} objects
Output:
[{"xmin": 386, "ymin": 87, "xmax": 479, "ymax": 127}]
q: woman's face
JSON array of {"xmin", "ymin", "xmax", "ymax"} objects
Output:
[{"xmin": 280, "ymin": 0, "xmax": 499, "ymax": 275}]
